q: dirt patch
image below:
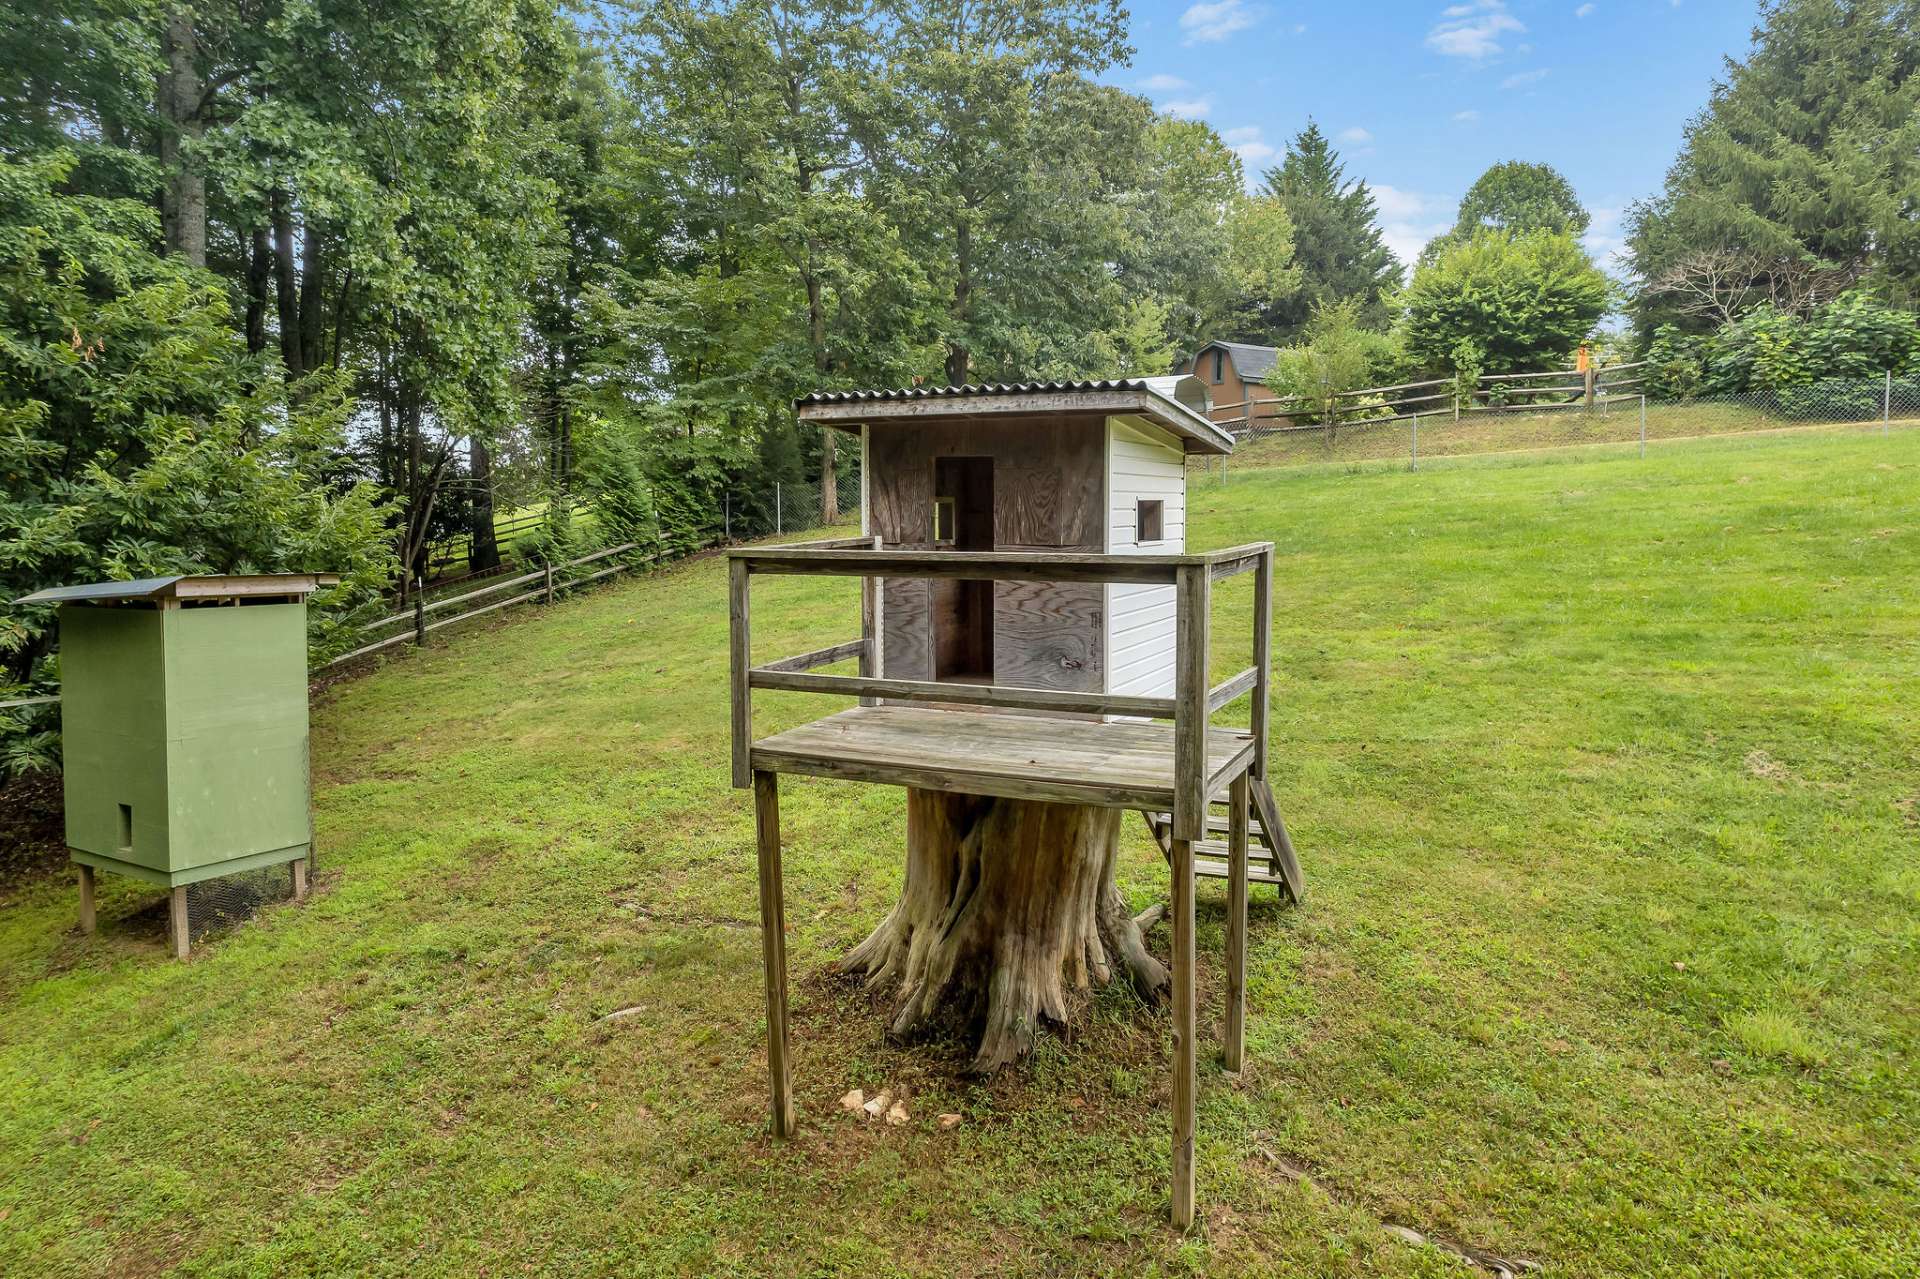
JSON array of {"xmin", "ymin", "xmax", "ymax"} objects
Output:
[
  {"xmin": 0, "ymin": 770, "xmax": 65, "ymax": 894},
  {"xmin": 1744, "ymin": 749, "xmax": 1792, "ymax": 783}
]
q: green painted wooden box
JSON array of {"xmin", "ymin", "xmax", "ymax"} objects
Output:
[{"xmin": 20, "ymin": 575, "xmax": 337, "ymax": 888}]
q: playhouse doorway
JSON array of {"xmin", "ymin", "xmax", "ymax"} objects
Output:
[{"xmin": 931, "ymin": 456, "xmax": 994, "ymax": 683}]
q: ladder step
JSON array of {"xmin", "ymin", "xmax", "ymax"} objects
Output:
[
  {"xmin": 1194, "ymin": 857, "xmax": 1285, "ymax": 885},
  {"xmin": 1146, "ymin": 812, "xmax": 1275, "ymax": 846}
]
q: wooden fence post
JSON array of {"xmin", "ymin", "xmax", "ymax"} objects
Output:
[
  {"xmin": 1173, "ymin": 563, "xmax": 1210, "ymax": 842},
  {"xmin": 729, "ymin": 556, "xmax": 752, "ymax": 789},
  {"xmin": 412, "ymin": 579, "xmax": 425, "ymax": 647},
  {"xmin": 543, "ymin": 562, "xmax": 555, "ymax": 605}
]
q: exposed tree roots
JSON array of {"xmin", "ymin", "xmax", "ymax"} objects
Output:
[{"xmin": 839, "ymin": 788, "xmax": 1168, "ymax": 1073}]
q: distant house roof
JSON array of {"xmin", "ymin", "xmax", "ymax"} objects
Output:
[
  {"xmin": 795, "ymin": 376, "xmax": 1232, "ymax": 455},
  {"xmin": 1188, "ymin": 340, "xmax": 1279, "ymax": 381}
]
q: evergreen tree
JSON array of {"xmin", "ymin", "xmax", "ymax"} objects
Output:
[
  {"xmin": 1627, "ymin": 0, "xmax": 1920, "ymax": 331},
  {"xmin": 1257, "ymin": 121, "xmax": 1400, "ymax": 341}
]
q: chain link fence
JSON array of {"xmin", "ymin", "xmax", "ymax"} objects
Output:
[
  {"xmin": 721, "ymin": 453, "xmax": 864, "ymax": 540},
  {"xmin": 1220, "ymin": 372, "xmax": 1920, "ymax": 472}
]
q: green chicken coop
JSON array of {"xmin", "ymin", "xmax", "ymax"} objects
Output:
[{"xmin": 17, "ymin": 574, "xmax": 338, "ymax": 958}]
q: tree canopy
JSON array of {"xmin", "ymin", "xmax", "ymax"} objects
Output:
[{"xmin": 1627, "ymin": 0, "xmax": 1920, "ymax": 331}]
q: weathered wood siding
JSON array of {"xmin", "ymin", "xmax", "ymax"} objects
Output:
[
  {"xmin": 866, "ymin": 416, "xmax": 1107, "ymax": 691},
  {"xmin": 1105, "ymin": 416, "xmax": 1186, "ymax": 702}
]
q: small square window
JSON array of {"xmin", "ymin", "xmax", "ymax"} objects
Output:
[
  {"xmin": 1136, "ymin": 499, "xmax": 1164, "ymax": 544},
  {"xmin": 932, "ymin": 496, "xmax": 956, "ymax": 544}
]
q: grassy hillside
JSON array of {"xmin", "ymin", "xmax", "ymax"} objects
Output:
[{"xmin": 3, "ymin": 428, "xmax": 1917, "ymax": 1277}]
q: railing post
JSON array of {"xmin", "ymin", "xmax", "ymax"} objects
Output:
[
  {"xmin": 729, "ymin": 556, "xmax": 753, "ymax": 789},
  {"xmin": 775, "ymin": 483, "xmax": 783, "ymax": 535},
  {"xmin": 1886, "ymin": 369, "xmax": 1893, "ymax": 433},
  {"xmin": 543, "ymin": 561, "xmax": 554, "ymax": 605},
  {"xmin": 1410, "ymin": 412, "xmax": 1419, "ymax": 471},
  {"xmin": 1251, "ymin": 546, "xmax": 1272, "ymax": 782},
  {"xmin": 412, "ymin": 578, "xmax": 425, "ymax": 647},
  {"xmin": 859, "ymin": 535, "xmax": 882, "ymax": 707},
  {"xmin": 1640, "ymin": 395, "xmax": 1647, "ymax": 458},
  {"xmin": 1173, "ymin": 562, "xmax": 1210, "ymax": 842}
]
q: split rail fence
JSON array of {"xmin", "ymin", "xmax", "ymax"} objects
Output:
[{"xmin": 319, "ymin": 541, "xmax": 645, "ymax": 670}]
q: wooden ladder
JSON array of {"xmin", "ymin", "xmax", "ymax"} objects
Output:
[{"xmin": 1141, "ymin": 776, "xmax": 1303, "ymax": 903}]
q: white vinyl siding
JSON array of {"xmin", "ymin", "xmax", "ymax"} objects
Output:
[{"xmin": 1104, "ymin": 416, "xmax": 1186, "ymax": 703}]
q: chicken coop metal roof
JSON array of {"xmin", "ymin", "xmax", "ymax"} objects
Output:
[
  {"xmin": 15, "ymin": 574, "xmax": 341, "ymax": 606},
  {"xmin": 795, "ymin": 376, "xmax": 1232, "ymax": 454}
]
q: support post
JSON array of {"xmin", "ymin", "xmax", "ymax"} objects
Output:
[
  {"xmin": 1224, "ymin": 772, "xmax": 1249, "ymax": 1073},
  {"xmin": 729, "ymin": 557, "xmax": 752, "ymax": 789},
  {"xmin": 78, "ymin": 864, "xmax": 96, "ymax": 934},
  {"xmin": 754, "ymin": 769, "xmax": 795, "ymax": 1138},
  {"xmin": 543, "ymin": 561, "xmax": 555, "ymax": 605},
  {"xmin": 1639, "ymin": 395, "xmax": 1647, "ymax": 458},
  {"xmin": 1172, "ymin": 564, "xmax": 1211, "ymax": 842},
  {"xmin": 725, "ymin": 491, "xmax": 732, "ymax": 540},
  {"xmin": 1886, "ymin": 369, "xmax": 1893, "ymax": 432},
  {"xmin": 1170, "ymin": 833, "xmax": 1197, "ymax": 1230},
  {"xmin": 412, "ymin": 578, "xmax": 426, "ymax": 647},
  {"xmin": 775, "ymin": 482, "xmax": 783, "ymax": 535},
  {"xmin": 168, "ymin": 885, "xmax": 190, "ymax": 960},
  {"xmin": 1410, "ymin": 412, "xmax": 1419, "ymax": 471},
  {"xmin": 1251, "ymin": 547, "xmax": 1272, "ymax": 781},
  {"xmin": 291, "ymin": 856, "xmax": 309, "ymax": 902}
]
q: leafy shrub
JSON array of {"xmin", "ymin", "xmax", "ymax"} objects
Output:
[
  {"xmin": 1266, "ymin": 298, "xmax": 1400, "ymax": 426},
  {"xmin": 1, "ymin": 152, "xmax": 395, "ymax": 775},
  {"xmin": 1401, "ymin": 229, "xmax": 1610, "ymax": 374}
]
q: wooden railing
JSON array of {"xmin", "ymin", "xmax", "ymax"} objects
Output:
[{"xmin": 727, "ymin": 537, "xmax": 1274, "ymax": 841}]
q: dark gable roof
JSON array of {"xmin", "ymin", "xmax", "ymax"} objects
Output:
[{"xmin": 1190, "ymin": 340, "xmax": 1279, "ymax": 381}]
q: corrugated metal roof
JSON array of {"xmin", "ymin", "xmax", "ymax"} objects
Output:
[
  {"xmin": 798, "ymin": 378, "xmax": 1166, "ymax": 405},
  {"xmin": 795, "ymin": 375, "xmax": 1232, "ymax": 454}
]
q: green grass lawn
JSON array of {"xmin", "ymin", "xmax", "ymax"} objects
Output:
[
  {"xmin": 4, "ymin": 428, "xmax": 1918, "ymax": 1276},
  {"xmin": 1224, "ymin": 397, "xmax": 1919, "ymax": 472}
]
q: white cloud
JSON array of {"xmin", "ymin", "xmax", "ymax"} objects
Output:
[
  {"xmin": 1426, "ymin": 1, "xmax": 1524, "ymax": 61},
  {"xmin": 1338, "ymin": 126, "xmax": 1374, "ymax": 145},
  {"xmin": 1223, "ymin": 126, "xmax": 1277, "ymax": 180},
  {"xmin": 1452, "ymin": 109, "xmax": 1480, "ymax": 122},
  {"xmin": 1180, "ymin": 0, "xmax": 1260, "ymax": 45},
  {"xmin": 1372, "ymin": 184, "xmax": 1456, "ymax": 264},
  {"xmin": 1137, "ymin": 73, "xmax": 1192, "ymax": 92},
  {"xmin": 1575, "ymin": 3, "xmax": 1595, "ymax": 16},
  {"xmin": 1162, "ymin": 97, "xmax": 1213, "ymax": 120},
  {"xmin": 1582, "ymin": 204, "xmax": 1628, "ymax": 272},
  {"xmin": 1501, "ymin": 68, "xmax": 1550, "ymax": 89}
]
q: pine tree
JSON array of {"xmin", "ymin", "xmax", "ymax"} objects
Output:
[
  {"xmin": 1257, "ymin": 121, "xmax": 1400, "ymax": 341},
  {"xmin": 1627, "ymin": 0, "xmax": 1920, "ymax": 330}
]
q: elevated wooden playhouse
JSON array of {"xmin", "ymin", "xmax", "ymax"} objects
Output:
[{"xmin": 729, "ymin": 377, "xmax": 1304, "ymax": 1229}]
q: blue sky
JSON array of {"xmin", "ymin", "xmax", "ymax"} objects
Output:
[{"xmin": 1109, "ymin": 0, "xmax": 1761, "ymax": 269}]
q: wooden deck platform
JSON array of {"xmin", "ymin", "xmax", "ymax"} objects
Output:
[{"xmin": 751, "ymin": 705, "xmax": 1257, "ymax": 810}]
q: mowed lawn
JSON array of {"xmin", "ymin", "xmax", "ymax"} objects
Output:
[{"xmin": 3, "ymin": 429, "xmax": 1917, "ymax": 1277}]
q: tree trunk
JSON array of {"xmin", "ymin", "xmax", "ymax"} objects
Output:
[
  {"xmin": 244, "ymin": 226, "xmax": 270, "ymax": 353},
  {"xmin": 841, "ymin": 789, "xmax": 1168, "ymax": 1074},
  {"xmin": 271, "ymin": 189, "xmax": 301, "ymax": 377},
  {"xmin": 468, "ymin": 434, "xmax": 500, "ymax": 572},
  {"xmin": 156, "ymin": 10, "xmax": 206, "ymax": 267},
  {"xmin": 945, "ymin": 215, "xmax": 972, "ymax": 386},
  {"xmin": 299, "ymin": 223, "xmax": 325, "ymax": 373}
]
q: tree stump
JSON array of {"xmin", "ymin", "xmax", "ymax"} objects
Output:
[{"xmin": 840, "ymin": 787, "xmax": 1169, "ymax": 1073}]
